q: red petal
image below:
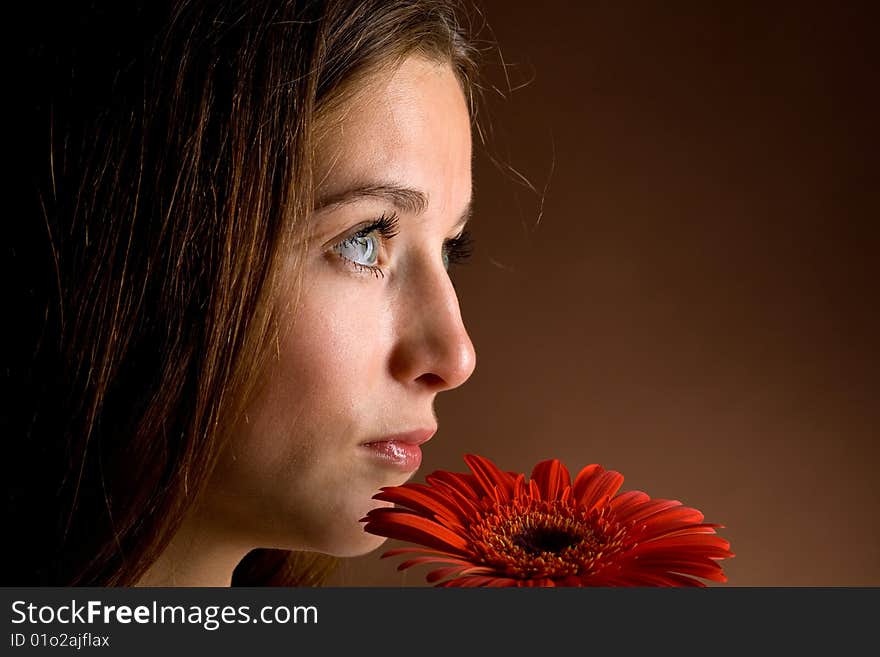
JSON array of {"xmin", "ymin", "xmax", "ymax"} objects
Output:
[
  {"xmin": 641, "ymin": 523, "xmax": 723, "ymax": 541},
  {"xmin": 579, "ymin": 469, "xmax": 624, "ymax": 512},
  {"xmin": 609, "ymin": 490, "xmax": 651, "ymax": 516},
  {"xmin": 520, "ymin": 577, "xmax": 555, "ymax": 587},
  {"xmin": 381, "ymin": 547, "xmax": 469, "ymax": 559},
  {"xmin": 634, "ymin": 532, "xmax": 732, "ymax": 551},
  {"xmin": 614, "ymin": 498, "xmax": 681, "ymax": 525},
  {"xmin": 647, "ymin": 571, "xmax": 714, "ymax": 586},
  {"xmin": 363, "ymin": 511, "xmax": 470, "ymax": 554},
  {"xmin": 425, "ymin": 471, "xmax": 480, "ymax": 499},
  {"xmin": 485, "ymin": 577, "xmax": 519, "ymax": 587},
  {"xmin": 513, "ymin": 473, "xmax": 526, "ymax": 499},
  {"xmin": 629, "ymin": 506, "xmax": 707, "ymax": 539},
  {"xmin": 528, "ymin": 478, "xmax": 542, "ymax": 501},
  {"xmin": 426, "ymin": 565, "xmax": 471, "ymax": 582},
  {"xmin": 373, "ymin": 484, "xmax": 466, "ymax": 531},
  {"xmin": 398, "ymin": 556, "xmax": 480, "ymax": 571},
  {"xmin": 439, "ymin": 575, "xmax": 515, "ymax": 587},
  {"xmin": 530, "ymin": 459, "xmax": 572, "ymax": 500},
  {"xmin": 572, "ymin": 464, "xmax": 602, "ymax": 501},
  {"xmin": 626, "ymin": 572, "xmax": 708, "ymax": 587},
  {"xmin": 627, "ymin": 539, "xmax": 733, "ymax": 560},
  {"xmin": 630, "ymin": 555, "xmax": 727, "ymax": 574},
  {"xmin": 425, "ymin": 565, "xmax": 498, "ymax": 583},
  {"xmin": 560, "ymin": 486, "xmax": 572, "ymax": 505},
  {"xmin": 464, "ymin": 454, "xmax": 516, "ymax": 499},
  {"xmin": 422, "ymin": 474, "xmax": 485, "ymax": 518}
]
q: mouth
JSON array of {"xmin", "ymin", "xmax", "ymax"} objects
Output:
[{"xmin": 360, "ymin": 428, "xmax": 437, "ymax": 472}]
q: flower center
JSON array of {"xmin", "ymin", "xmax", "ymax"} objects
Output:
[
  {"xmin": 512, "ymin": 526, "xmax": 582, "ymax": 555},
  {"xmin": 469, "ymin": 499, "xmax": 627, "ymax": 580}
]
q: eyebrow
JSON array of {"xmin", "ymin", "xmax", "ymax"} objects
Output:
[{"xmin": 314, "ymin": 182, "xmax": 472, "ymax": 233}]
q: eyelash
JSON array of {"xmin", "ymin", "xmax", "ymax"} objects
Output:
[{"xmin": 332, "ymin": 213, "xmax": 475, "ymax": 278}]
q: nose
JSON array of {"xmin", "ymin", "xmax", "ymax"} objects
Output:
[{"xmin": 388, "ymin": 259, "xmax": 476, "ymax": 392}]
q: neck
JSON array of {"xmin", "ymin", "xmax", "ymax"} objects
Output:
[{"xmin": 135, "ymin": 512, "xmax": 251, "ymax": 588}]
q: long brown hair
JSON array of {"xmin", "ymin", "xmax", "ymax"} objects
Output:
[{"xmin": 6, "ymin": 0, "xmax": 482, "ymax": 586}]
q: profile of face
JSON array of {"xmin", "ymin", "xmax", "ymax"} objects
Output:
[{"xmin": 203, "ymin": 56, "xmax": 476, "ymax": 558}]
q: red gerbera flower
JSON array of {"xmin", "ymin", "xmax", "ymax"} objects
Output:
[{"xmin": 362, "ymin": 454, "xmax": 734, "ymax": 586}]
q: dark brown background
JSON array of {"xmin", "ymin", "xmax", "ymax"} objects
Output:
[{"xmin": 327, "ymin": 1, "xmax": 879, "ymax": 585}]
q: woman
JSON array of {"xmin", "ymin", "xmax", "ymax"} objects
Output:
[{"xmin": 7, "ymin": 0, "xmax": 481, "ymax": 586}]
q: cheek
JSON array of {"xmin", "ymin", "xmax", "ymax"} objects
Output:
[
  {"xmin": 222, "ymin": 279, "xmax": 390, "ymax": 484},
  {"xmin": 279, "ymin": 280, "xmax": 388, "ymax": 391},
  {"xmin": 204, "ymin": 271, "xmax": 402, "ymax": 551}
]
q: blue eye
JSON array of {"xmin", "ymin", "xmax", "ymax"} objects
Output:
[
  {"xmin": 332, "ymin": 212, "xmax": 399, "ymax": 278},
  {"xmin": 330, "ymin": 213, "xmax": 473, "ymax": 279},
  {"xmin": 442, "ymin": 229, "xmax": 474, "ymax": 270},
  {"xmin": 338, "ymin": 234, "xmax": 380, "ymax": 267}
]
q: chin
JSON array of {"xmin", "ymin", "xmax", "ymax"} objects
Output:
[
  {"xmin": 327, "ymin": 532, "xmax": 390, "ymax": 558},
  {"xmin": 289, "ymin": 497, "xmax": 395, "ymax": 557}
]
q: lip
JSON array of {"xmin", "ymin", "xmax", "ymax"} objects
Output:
[
  {"xmin": 360, "ymin": 428, "xmax": 436, "ymax": 471},
  {"xmin": 364, "ymin": 428, "xmax": 437, "ymax": 446}
]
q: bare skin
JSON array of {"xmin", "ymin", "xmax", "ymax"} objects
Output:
[{"xmin": 137, "ymin": 56, "xmax": 476, "ymax": 586}]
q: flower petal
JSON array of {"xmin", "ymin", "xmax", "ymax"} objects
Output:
[
  {"xmin": 629, "ymin": 505, "xmax": 707, "ymax": 539},
  {"xmin": 422, "ymin": 473, "xmax": 485, "ymax": 518},
  {"xmin": 530, "ymin": 459, "xmax": 572, "ymax": 500},
  {"xmin": 586, "ymin": 562, "xmax": 703, "ymax": 586},
  {"xmin": 572, "ymin": 464, "xmax": 602, "ymax": 501},
  {"xmin": 629, "ymin": 557, "xmax": 727, "ymax": 580},
  {"xmin": 613, "ymin": 497, "xmax": 681, "ymax": 525},
  {"xmin": 425, "ymin": 471, "xmax": 480, "ymax": 499},
  {"xmin": 513, "ymin": 473, "xmax": 526, "ymax": 499},
  {"xmin": 397, "ymin": 556, "xmax": 481, "ymax": 571},
  {"xmin": 440, "ymin": 575, "xmax": 516, "ymax": 587},
  {"xmin": 363, "ymin": 510, "xmax": 470, "ymax": 555},
  {"xmin": 528, "ymin": 478, "xmax": 542, "ymax": 501},
  {"xmin": 579, "ymin": 469, "xmax": 625, "ymax": 512},
  {"xmin": 381, "ymin": 546, "xmax": 470, "ymax": 560},
  {"xmin": 372, "ymin": 484, "xmax": 467, "ymax": 531},
  {"xmin": 426, "ymin": 565, "xmax": 499, "ymax": 583},
  {"xmin": 464, "ymin": 454, "xmax": 516, "ymax": 499},
  {"xmin": 628, "ymin": 538, "xmax": 733, "ymax": 560},
  {"xmin": 609, "ymin": 490, "xmax": 651, "ymax": 516}
]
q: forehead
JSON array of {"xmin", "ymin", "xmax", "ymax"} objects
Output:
[{"xmin": 314, "ymin": 56, "xmax": 472, "ymax": 208}]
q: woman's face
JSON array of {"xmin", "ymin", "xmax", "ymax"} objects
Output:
[{"xmin": 207, "ymin": 56, "xmax": 476, "ymax": 557}]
